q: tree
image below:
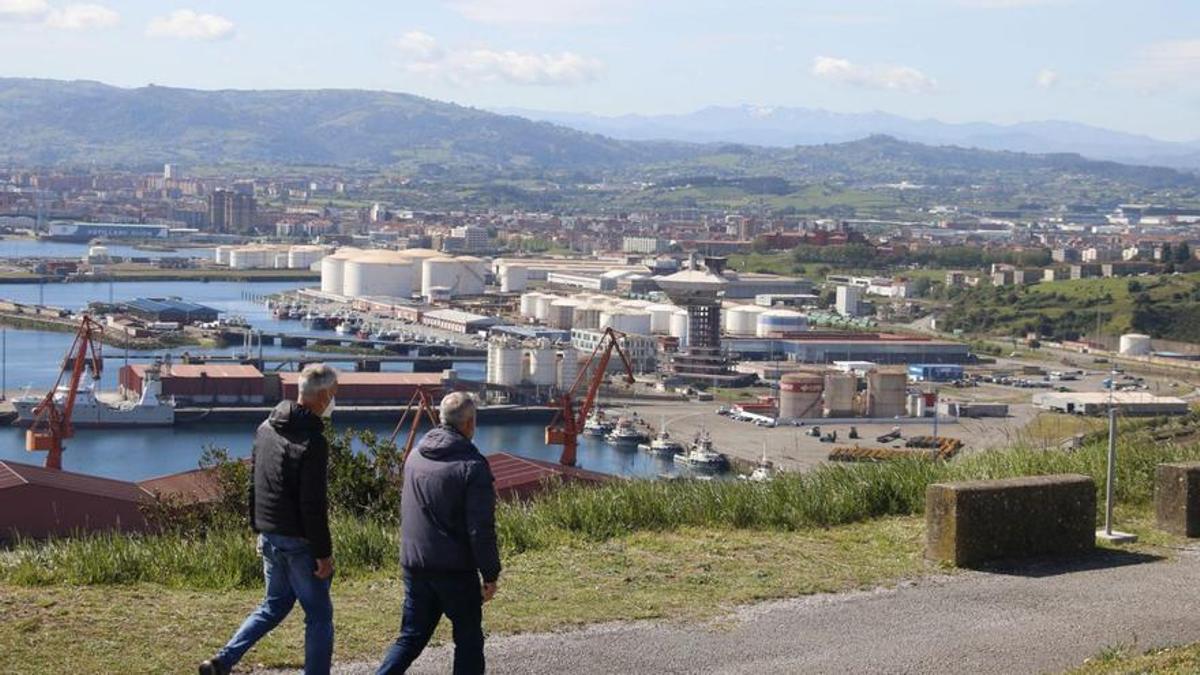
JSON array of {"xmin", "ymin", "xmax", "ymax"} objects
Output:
[{"xmin": 1175, "ymin": 242, "xmax": 1192, "ymax": 264}]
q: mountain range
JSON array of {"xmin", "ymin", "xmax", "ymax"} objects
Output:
[
  {"xmin": 0, "ymin": 78, "xmax": 1195, "ymax": 195},
  {"xmin": 501, "ymin": 105, "xmax": 1200, "ymax": 169}
]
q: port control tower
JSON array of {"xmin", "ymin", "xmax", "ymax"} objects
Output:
[{"xmin": 657, "ymin": 256, "xmax": 753, "ymax": 386}]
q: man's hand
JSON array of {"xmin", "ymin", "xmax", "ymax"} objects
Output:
[
  {"xmin": 482, "ymin": 580, "xmax": 498, "ymax": 603},
  {"xmin": 314, "ymin": 557, "xmax": 335, "ymax": 580}
]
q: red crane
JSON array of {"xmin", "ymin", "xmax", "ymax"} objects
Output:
[
  {"xmin": 26, "ymin": 315, "xmax": 105, "ymax": 470},
  {"xmin": 545, "ymin": 327, "xmax": 635, "ymax": 467},
  {"xmin": 390, "ymin": 386, "xmax": 441, "ymax": 462}
]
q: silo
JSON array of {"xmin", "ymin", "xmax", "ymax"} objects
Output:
[
  {"xmin": 215, "ymin": 246, "xmax": 233, "ymax": 265},
  {"xmin": 757, "ymin": 309, "xmax": 808, "ymax": 337},
  {"xmin": 1119, "ymin": 333, "xmax": 1152, "ymax": 356},
  {"xmin": 547, "ymin": 299, "xmax": 578, "ymax": 329},
  {"xmin": 572, "ymin": 304, "xmax": 602, "ymax": 330},
  {"xmin": 519, "ymin": 292, "xmax": 544, "ymax": 318},
  {"xmin": 618, "ymin": 299, "xmax": 651, "ymax": 311},
  {"xmin": 526, "ymin": 342, "xmax": 558, "ymax": 386},
  {"xmin": 488, "ymin": 340, "xmax": 524, "ymax": 387},
  {"xmin": 867, "ymin": 370, "xmax": 909, "ymax": 418},
  {"xmin": 320, "ymin": 248, "xmax": 359, "ymax": 295},
  {"xmin": 725, "ymin": 305, "xmax": 766, "ymax": 337},
  {"xmin": 288, "ymin": 245, "xmax": 326, "ymax": 269},
  {"xmin": 458, "ymin": 255, "xmax": 490, "ymax": 293},
  {"xmin": 534, "ymin": 295, "xmax": 557, "ymax": 322},
  {"xmin": 499, "ymin": 265, "xmax": 528, "ymax": 293},
  {"xmin": 343, "ymin": 252, "xmax": 415, "ymax": 299},
  {"xmin": 779, "ymin": 371, "xmax": 825, "ymax": 420},
  {"xmin": 557, "ymin": 348, "xmax": 581, "ymax": 390},
  {"xmin": 823, "ymin": 371, "xmax": 858, "ymax": 418},
  {"xmin": 646, "ymin": 304, "xmax": 675, "ymax": 334},
  {"xmin": 669, "ymin": 309, "xmax": 690, "ymax": 347},
  {"xmin": 422, "ymin": 256, "xmax": 462, "ymax": 300},
  {"xmin": 273, "ymin": 251, "xmax": 289, "ymax": 269},
  {"xmin": 601, "ymin": 310, "xmax": 652, "ymax": 335}
]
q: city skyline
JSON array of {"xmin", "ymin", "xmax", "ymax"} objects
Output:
[{"xmin": 0, "ymin": 0, "xmax": 1197, "ymax": 141}]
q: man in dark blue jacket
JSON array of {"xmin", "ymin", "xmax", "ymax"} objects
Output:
[{"xmin": 377, "ymin": 391, "xmax": 500, "ymax": 675}]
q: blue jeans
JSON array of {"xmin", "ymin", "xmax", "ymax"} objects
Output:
[
  {"xmin": 217, "ymin": 533, "xmax": 334, "ymax": 675},
  {"xmin": 376, "ymin": 569, "xmax": 485, "ymax": 675}
]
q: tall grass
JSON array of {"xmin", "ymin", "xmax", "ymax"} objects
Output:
[{"xmin": 4, "ymin": 425, "xmax": 1199, "ymax": 589}]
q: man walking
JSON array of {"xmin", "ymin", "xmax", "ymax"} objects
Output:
[
  {"xmin": 200, "ymin": 364, "xmax": 339, "ymax": 675},
  {"xmin": 377, "ymin": 391, "xmax": 501, "ymax": 675}
]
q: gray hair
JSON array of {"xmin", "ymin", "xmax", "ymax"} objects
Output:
[
  {"xmin": 439, "ymin": 391, "xmax": 477, "ymax": 430},
  {"xmin": 298, "ymin": 363, "xmax": 338, "ymax": 400}
]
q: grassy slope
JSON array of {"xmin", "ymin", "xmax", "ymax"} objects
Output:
[
  {"xmin": 0, "ymin": 520, "xmax": 924, "ymax": 673},
  {"xmin": 1072, "ymin": 644, "xmax": 1200, "ymax": 674}
]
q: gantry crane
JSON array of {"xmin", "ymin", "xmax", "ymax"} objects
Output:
[
  {"xmin": 26, "ymin": 315, "xmax": 104, "ymax": 470},
  {"xmin": 546, "ymin": 327, "xmax": 635, "ymax": 467}
]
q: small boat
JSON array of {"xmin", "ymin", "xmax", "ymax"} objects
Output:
[
  {"xmin": 639, "ymin": 418, "xmax": 685, "ymax": 455},
  {"xmin": 582, "ymin": 410, "xmax": 613, "ymax": 437},
  {"xmin": 741, "ymin": 442, "xmax": 775, "ymax": 482},
  {"xmin": 673, "ymin": 430, "xmax": 729, "ymax": 471},
  {"xmin": 605, "ymin": 417, "xmax": 648, "ymax": 446}
]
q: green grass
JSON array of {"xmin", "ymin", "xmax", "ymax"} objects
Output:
[{"xmin": 1071, "ymin": 643, "xmax": 1200, "ymax": 674}]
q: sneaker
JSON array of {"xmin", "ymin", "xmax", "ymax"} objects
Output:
[{"xmin": 199, "ymin": 658, "xmax": 229, "ymax": 675}]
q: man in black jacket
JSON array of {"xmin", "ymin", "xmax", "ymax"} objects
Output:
[
  {"xmin": 201, "ymin": 364, "xmax": 339, "ymax": 675},
  {"xmin": 376, "ymin": 391, "xmax": 500, "ymax": 675}
]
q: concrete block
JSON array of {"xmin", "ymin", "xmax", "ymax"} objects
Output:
[
  {"xmin": 926, "ymin": 474, "xmax": 1095, "ymax": 567},
  {"xmin": 1155, "ymin": 462, "xmax": 1200, "ymax": 537}
]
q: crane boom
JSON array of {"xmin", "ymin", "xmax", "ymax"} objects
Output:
[
  {"xmin": 545, "ymin": 327, "xmax": 635, "ymax": 467},
  {"xmin": 26, "ymin": 315, "xmax": 104, "ymax": 470}
]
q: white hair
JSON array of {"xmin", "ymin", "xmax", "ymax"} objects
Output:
[
  {"xmin": 298, "ymin": 363, "xmax": 338, "ymax": 401},
  {"xmin": 439, "ymin": 391, "xmax": 477, "ymax": 430}
]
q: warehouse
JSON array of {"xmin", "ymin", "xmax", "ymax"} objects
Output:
[
  {"xmin": 1033, "ymin": 391, "xmax": 1190, "ymax": 417},
  {"xmin": 907, "ymin": 364, "xmax": 966, "ymax": 382},
  {"xmin": 727, "ymin": 333, "xmax": 970, "ymax": 365},
  {"xmin": 0, "ymin": 459, "xmax": 149, "ymax": 541},
  {"xmin": 119, "ymin": 363, "xmax": 265, "ymax": 405},
  {"xmin": 120, "ymin": 298, "xmax": 220, "ymax": 324},
  {"xmin": 420, "ymin": 308, "xmax": 497, "ymax": 334},
  {"xmin": 278, "ymin": 372, "xmax": 446, "ymax": 405}
]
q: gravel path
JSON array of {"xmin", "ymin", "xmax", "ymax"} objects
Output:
[{"xmin": 263, "ymin": 546, "xmax": 1200, "ymax": 674}]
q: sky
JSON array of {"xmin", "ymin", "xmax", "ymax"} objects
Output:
[{"xmin": 1, "ymin": 0, "xmax": 1198, "ymax": 141}]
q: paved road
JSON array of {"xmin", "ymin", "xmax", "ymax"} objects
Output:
[{"xmin": 269, "ymin": 546, "xmax": 1200, "ymax": 675}]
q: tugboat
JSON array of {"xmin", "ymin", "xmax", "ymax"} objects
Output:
[
  {"xmin": 605, "ymin": 417, "xmax": 648, "ymax": 446},
  {"xmin": 583, "ymin": 410, "xmax": 613, "ymax": 437},
  {"xmin": 673, "ymin": 430, "xmax": 729, "ymax": 471},
  {"xmin": 639, "ymin": 418, "xmax": 685, "ymax": 455}
]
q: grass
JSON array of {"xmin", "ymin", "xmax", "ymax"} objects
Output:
[
  {"xmin": 1071, "ymin": 643, "xmax": 1200, "ymax": 674},
  {"xmin": 0, "ymin": 518, "xmax": 925, "ymax": 673}
]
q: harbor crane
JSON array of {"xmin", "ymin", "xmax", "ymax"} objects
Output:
[
  {"xmin": 390, "ymin": 386, "xmax": 441, "ymax": 462},
  {"xmin": 26, "ymin": 315, "xmax": 104, "ymax": 470},
  {"xmin": 546, "ymin": 327, "xmax": 635, "ymax": 467}
]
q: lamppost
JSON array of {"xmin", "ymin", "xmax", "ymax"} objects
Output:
[{"xmin": 1097, "ymin": 365, "xmax": 1137, "ymax": 544}]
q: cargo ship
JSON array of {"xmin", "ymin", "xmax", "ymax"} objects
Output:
[{"xmin": 13, "ymin": 364, "xmax": 175, "ymax": 427}]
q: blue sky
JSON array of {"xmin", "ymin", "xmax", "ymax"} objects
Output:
[{"xmin": 2, "ymin": 0, "xmax": 1198, "ymax": 140}]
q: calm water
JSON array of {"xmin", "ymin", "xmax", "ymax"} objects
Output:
[
  {"xmin": 0, "ymin": 420, "xmax": 680, "ymax": 481},
  {"xmin": 0, "ymin": 238, "xmax": 213, "ymax": 261}
]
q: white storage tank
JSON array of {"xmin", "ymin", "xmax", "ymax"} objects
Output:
[
  {"xmin": 572, "ymin": 305, "xmax": 602, "ymax": 330},
  {"xmin": 343, "ymin": 252, "xmax": 415, "ymax": 299},
  {"xmin": 725, "ymin": 305, "xmax": 766, "ymax": 337},
  {"xmin": 458, "ymin": 255, "xmax": 490, "ymax": 289},
  {"xmin": 519, "ymin": 292, "xmax": 544, "ymax": 318},
  {"xmin": 273, "ymin": 251, "xmax": 289, "ymax": 269},
  {"xmin": 823, "ymin": 371, "xmax": 857, "ymax": 418},
  {"xmin": 669, "ymin": 309, "xmax": 690, "ymax": 347},
  {"xmin": 646, "ymin": 304, "xmax": 675, "ymax": 334},
  {"xmin": 487, "ymin": 340, "xmax": 524, "ymax": 387},
  {"xmin": 534, "ymin": 295, "xmax": 558, "ymax": 322},
  {"xmin": 526, "ymin": 342, "xmax": 558, "ymax": 386},
  {"xmin": 547, "ymin": 299, "xmax": 578, "ymax": 329},
  {"xmin": 229, "ymin": 247, "xmax": 271, "ymax": 269},
  {"xmin": 421, "ymin": 257, "xmax": 465, "ymax": 300},
  {"xmin": 780, "ymin": 371, "xmax": 825, "ymax": 420},
  {"xmin": 757, "ymin": 309, "xmax": 808, "ymax": 337},
  {"xmin": 601, "ymin": 309, "xmax": 652, "ymax": 335},
  {"xmin": 499, "ymin": 265, "xmax": 528, "ymax": 293},
  {"xmin": 215, "ymin": 245, "xmax": 234, "ymax": 265},
  {"xmin": 867, "ymin": 370, "xmax": 908, "ymax": 418},
  {"xmin": 618, "ymin": 299, "xmax": 651, "ymax": 310},
  {"xmin": 1119, "ymin": 333, "xmax": 1152, "ymax": 356},
  {"xmin": 320, "ymin": 248, "xmax": 359, "ymax": 295},
  {"xmin": 288, "ymin": 245, "xmax": 326, "ymax": 270},
  {"xmin": 557, "ymin": 348, "xmax": 581, "ymax": 390}
]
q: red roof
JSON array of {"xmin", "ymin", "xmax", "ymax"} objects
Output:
[
  {"xmin": 487, "ymin": 452, "xmax": 610, "ymax": 500},
  {"xmin": 0, "ymin": 460, "xmax": 150, "ymax": 502},
  {"xmin": 277, "ymin": 372, "xmax": 444, "ymax": 386},
  {"xmin": 130, "ymin": 363, "xmax": 264, "ymax": 379},
  {"xmin": 138, "ymin": 464, "xmax": 234, "ymax": 503}
]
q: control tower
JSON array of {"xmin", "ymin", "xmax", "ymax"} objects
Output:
[{"xmin": 657, "ymin": 256, "xmax": 752, "ymax": 386}]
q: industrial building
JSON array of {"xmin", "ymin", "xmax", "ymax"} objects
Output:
[
  {"xmin": 319, "ymin": 248, "xmax": 487, "ymax": 301},
  {"xmin": 658, "ymin": 258, "xmax": 753, "ymax": 386},
  {"xmin": 776, "ymin": 367, "xmax": 911, "ymax": 421},
  {"xmin": 0, "ymin": 459, "xmax": 149, "ymax": 541},
  {"xmin": 119, "ymin": 363, "xmax": 266, "ymax": 406},
  {"xmin": 421, "ymin": 308, "xmax": 497, "ymax": 334},
  {"xmin": 278, "ymin": 372, "xmax": 447, "ymax": 405},
  {"xmin": 1033, "ymin": 392, "xmax": 1190, "ymax": 417},
  {"xmin": 726, "ymin": 334, "xmax": 970, "ymax": 365},
  {"xmin": 907, "ymin": 364, "xmax": 966, "ymax": 382},
  {"xmin": 45, "ymin": 222, "xmax": 169, "ymax": 242},
  {"xmin": 120, "ymin": 298, "xmax": 220, "ymax": 324},
  {"xmin": 570, "ymin": 329, "xmax": 657, "ymax": 374}
]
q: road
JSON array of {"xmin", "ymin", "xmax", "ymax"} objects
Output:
[{"xmin": 280, "ymin": 546, "xmax": 1200, "ymax": 674}]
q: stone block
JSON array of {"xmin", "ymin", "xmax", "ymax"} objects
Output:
[
  {"xmin": 926, "ymin": 474, "xmax": 1095, "ymax": 567},
  {"xmin": 1155, "ymin": 462, "xmax": 1200, "ymax": 537}
]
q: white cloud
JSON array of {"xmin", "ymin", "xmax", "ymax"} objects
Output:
[
  {"xmin": 446, "ymin": 0, "xmax": 632, "ymax": 25},
  {"xmin": 397, "ymin": 32, "xmax": 603, "ymax": 86},
  {"xmin": 45, "ymin": 3, "xmax": 117, "ymax": 30},
  {"xmin": 1035, "ymin": 68, "xmax": 1059, "ymax": 89},
  {"xmin": 146, "ymin": 9, "xmax": 235, "ymax": 41},
  {"xmin": 0, "ymin": 0, "xmax": 49, "ymax": 22},
  {"xmin": 1113, "ymin": 39, "xmax": 1200, "ymax": 92},
  {"xmin": 811, "ymin": 56, "xmax": 938, "ymax": 94}
]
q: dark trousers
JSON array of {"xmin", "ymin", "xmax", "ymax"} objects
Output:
[{"xmin": 376, "ymin": 569, "xmax": 485, "ymax": 675}]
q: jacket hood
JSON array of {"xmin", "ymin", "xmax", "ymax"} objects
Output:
[
  {"xmin": 418, "ymin": 425, "xmax": 477, "ymax": 461},
  {"xmin": 268, "ymin": 400, "xmax": 324, "ymax": 435}
]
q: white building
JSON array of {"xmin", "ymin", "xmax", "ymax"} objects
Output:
[
  {"xmin": 836, "ymin": 285, "xmax": 863, "ymax": 317},
  {"xmin": 622, "ymin": 236, "xmax": 667, "ymax": 255},
  {"xmin": 570, "ymin": 328, "xmax": 656, "ymax": 373}
]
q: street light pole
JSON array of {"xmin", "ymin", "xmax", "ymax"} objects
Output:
[{"xmin": 1098, "ymin": 365, "xmax": 1136, "ymax": 544}]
